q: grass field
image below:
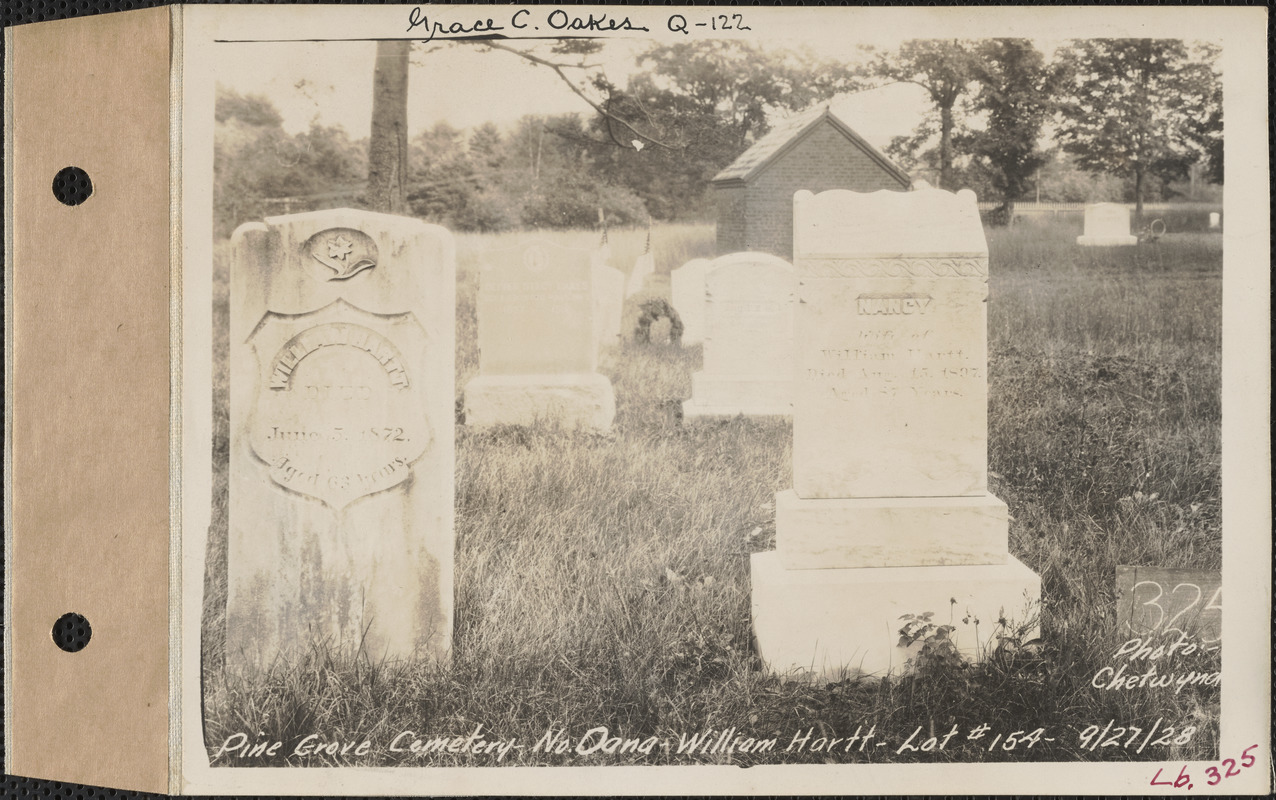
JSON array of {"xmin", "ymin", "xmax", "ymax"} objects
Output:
[{"xmin": 202, "ymin": 216, "xmax": 1221, "ymax": 766}]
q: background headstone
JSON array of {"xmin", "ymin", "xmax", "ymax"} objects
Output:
[
  {"xmin": 751, "ymin": 189, "xmax": 1040, "ymax": 677},
  {"xmin": 227, "ymin": 208, "xmax": 455, "ymax": 672},
  {"xmin": 464, "ymin": 240, "xmax": 616, "ymax": 429},
  {"xmin": 592, "ymin": 251, "xmax": 625, "ymax": 354},
  {"xmin": 682, "ymin": 252, "xmax": 795, "ymax": 419},
  {"xmin": 670, "ymin": 257, "xmax": 710, "ymax": 346},
  {"xmin": 1077, "ymin": 202, "xmax": 1138, "ymax": 246},
  {"xmin": 1208, "ymin": 211, "xmax": 1221, "ymax": 229},
  {"xmin": 625, "ymin": 251, "xmax": 656, "ymax": 298}
]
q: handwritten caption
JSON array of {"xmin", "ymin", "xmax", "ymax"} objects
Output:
[
  {"xmin": 405, "ymin": 8, "xmax": 751, "ymax": 40},
  {"xmin": 1150, "ymin": 745, "xmax": 1260, "ymax": 790},
  {"xmin": 213, "ymin": 720, "xmax": 1203, "ymax": 763},
  {"xmin": 1089, "ymin": 629, "xmax": 1220, "ymax": 693}
]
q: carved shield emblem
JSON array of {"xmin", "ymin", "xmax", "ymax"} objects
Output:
[
  {"xmin": 249, "ymin": 308, "xmax": 430, "ymax": 510},
  {"xmin": 307, "ymin": 227, "xmax": 379, "ymax": 281}
]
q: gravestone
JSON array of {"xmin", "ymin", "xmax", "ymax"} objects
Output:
[
  {"xmin": 1208, "ymin": 212, "xmax": 1221, "ymax": 230},
  {"xmin": 670, "ymin": 257, "xmax": 710, "ymax": 346},
  {"xmin": 592, "ymin": 251, "xmax": 625, "ymax": 354},
  {"xmin": 1077, "ymin": 202, "xmax": 1137, "ymax": 246},
  {"xmin": 227, "ymin": 208, "xmax": 455, "ymax": 672},
  {"xmin": 682, "ymin": 252, "xmax": 795, "ymax": 419},
  {"xmin": 751, "ymin": 189, "xmax": 1040, "ymax": 677},
  {"xmin": 464, "ymin": 240, "xmax": 615, "ymax": 429},
  {"xmin": 626, "ymin": 251, "xmax": 656, "ymax": 298}
]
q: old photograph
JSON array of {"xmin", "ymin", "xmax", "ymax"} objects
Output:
[{"xmin": 173, "ymin": 5, "xmax": 1266, "ymax": 795}]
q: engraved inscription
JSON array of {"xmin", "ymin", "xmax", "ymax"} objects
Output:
[
  {"xmin": 806, "ymin": 325, "xmax": 980, "ymax": 403},
  {"xmin": 856, "ymin": 293, "xmax": 932, "ymax": 316},
  {"xmin": 250, "ymin": 312, "xmax": 430, "ymax": 509},
  {"xmin": 268, "ymin": 323, "xmax": 409, "ymax": 391}
]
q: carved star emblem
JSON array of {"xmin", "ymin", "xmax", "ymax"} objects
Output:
[{"xmin": 327, "ymin": 234, "xmax": 354, "ymax": 261}]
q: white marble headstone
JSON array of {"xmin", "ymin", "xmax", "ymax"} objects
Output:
[
  {"xmin": 592, "ymin": 250, "xmax": 625, "ymax": 353},
  {"xmin": 625, "ymin": 251, "xmax": 655, "ymax": 298},
  {"xmin": 1077, "ymin": 202, "xmax": 1137, "ymax": 246},
  {"xmin": 682, "ymin": 252, "xmax": 795, "ymax": 418},
  {"xmin": 464, "ymin": 240, "xmax": 615, "ymax": 428},
  {"xmin": 227, "ymin": 208, "xmax": 455, "ymax": 671},
  {"xmin": 670, "ymin": 258, "xmax": 710, "ymax": 346}
]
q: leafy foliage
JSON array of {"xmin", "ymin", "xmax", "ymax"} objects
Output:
[
  {"xmin": 963, "ymin": 40, "xmax": 1053, "ymax": 215},
  {"xmin": 1052, "ymin": 39, "xmax": 1220, "ymax": 216}
]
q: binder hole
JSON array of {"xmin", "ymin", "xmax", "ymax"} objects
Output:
[
  {"xmin": 52, "ymin": 612, "xmax": 92, "ymax": 652},
  {"xmin": 52, "ymin": 166, "xmax": 93, "ymax": 206}
]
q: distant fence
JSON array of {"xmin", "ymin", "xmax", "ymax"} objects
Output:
[{"xmin": 976, "ymin": 201, "xmax": 1221, "ymax": 218}]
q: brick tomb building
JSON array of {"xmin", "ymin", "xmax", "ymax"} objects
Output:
[{"xmin": 711, "ymin": 104, "xmax": 912, "ymax": 260}]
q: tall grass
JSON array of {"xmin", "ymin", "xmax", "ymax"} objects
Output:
[{"xmin": 202, "ymin": 220, "xmax": 1221, "ymax": 766}]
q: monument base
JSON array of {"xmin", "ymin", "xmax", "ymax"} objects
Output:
[
  {"xmin": 750, "ymin": 551, "xmax": 1040, "ymax": 679},
  {"xmin": 682, "ymin": 372, "xmax": 792, "ymax": 419},
  {"xmin": 1076, "ymin": 234, "xmax": 1138, "ymax": 246},
  {"xmin": 776, "ymin": 490, "xmax": 1008, "ymax": 569},
  {"xmin": 463, "ymin": 373, "xmax": 615, "ymax": 430}
]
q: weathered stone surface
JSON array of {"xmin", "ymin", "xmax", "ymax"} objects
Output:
[
  {"xmin": 625, "ymin": 251, "xmax": 655, "ymax": 297},
  {"xmin": 751, "ymin": 551, "xmax": 1041, "ymax": 678},
  {"xmin": 670, "ymin": 257, "xmax": 709, "ymax": 346},
  {"xmin": 749, "ymin": 188, "xmax": 1040, "ymax": 678},
  {"xmin": 463, "ymin": 373, "xmax": 616, "ymax": 429},
  {"xmin": 792, "ymin": 189, "xmax": 989, "ymax": 498},
  {"xmin": 227, "ymin": 208, "xmax": 455, "ymax": 672},
  {"xmin": 464, "ymin": 240, "xmax": 615, "ymax": 429},
  {"xmin": 683, "ymin": 251, "xmax": 795, "ymax": 419},
  {"xmin": 476, "ymin": 240, "xmax": 597, "ymax": 375},
  {"xmin": 1077, "ymin": 202, "xmax": 1137, "ymax": 246},
  {"xmin": 775, "ymin": 490, "xmax": 1008, "ymax": 569},
  {"xmin": 592, "ymin": 255, "xmax": 625, "ymax": 353}
]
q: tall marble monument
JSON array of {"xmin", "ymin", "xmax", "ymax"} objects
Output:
[{"xmin": 751, "ymin": 189, "xmax": 1040, "ymax": 676}]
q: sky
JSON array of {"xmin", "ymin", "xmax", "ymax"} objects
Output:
[{"xmin": 212, "ymin": 38, "xmax": 935, "ymax": 152}]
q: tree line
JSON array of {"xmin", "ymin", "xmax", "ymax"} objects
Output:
[{"xmin": 215, "ymin": 37, "xmax": 1221, "ymax": 237}]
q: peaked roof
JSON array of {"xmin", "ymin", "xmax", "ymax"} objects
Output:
[{"xmin": 711, "ymin": 103, "xmax": 912, "ymax": 187}]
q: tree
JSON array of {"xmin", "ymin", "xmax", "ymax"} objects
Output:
[
  {"xmin": 367, "ymin": 40, "xmax": 410, "ymax": 214},
  {"xmin": 870, "ymin": 40, "xmax": 976, "ymax": 190},
  {"xmin": 1053, "ymin": 38, "xmax": 1220, "ymax": 220},
  {"xmin": 964, "ymin": 39, "xmax": 1053, "ymax": 219},
  {"xmin": 584, "ymin": 41, "xmax": 863, "ymax": 219}
]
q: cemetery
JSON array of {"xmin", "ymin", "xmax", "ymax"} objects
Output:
[
  {"xmin": 204, "ymin": 202, "xmax": 1221, "ymax": 767},
  {"xmin": 202, "ymin": 36, "xmax": 1224, "ymax": 769}
]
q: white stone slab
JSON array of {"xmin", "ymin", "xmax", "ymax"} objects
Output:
[
  {"xmin": 1077, "ymin": 202, "xmax": 1137, "ymax": 246},
  {"xmin": 466, "ymin": 240, "xmax": 615, "ymax": 430},
  {"xmin": 463, "ymin": 372, "xmax": 615, "ymax": 429},
  {"xmin": 476, "ymin": 240, "xmax": 597, "ymax": 376},
  {"xmin": 592, "ymin": 255, "xmax": 625, "ymax": 353},
  {"xmin": 775, "ymin": 489, "xmax": 1007, "ymax": 569},
  {"xmin": 751, "ymin": 551, "xmax": 1041, "ymax": 678},
  {"xmin": 1208, "ymin": 211, "xmax": 1220, "ymax": 229},
  {"xmin": 794, "ymin": 188, "xmax": 987, "ymax": 257},
  {"xmin": 670, "ymin": 257, "xmax": 710, "ymax": 346},
  {"xmin": 792, "ymin": 189, "xmax": 991, "ymax": 498},
  {"xmin": 626, "ymin": 251, "xmax": 655, "ymax": 297},
  {"xmin": 227, "ymin": 208, "xmax": 455, "ymax": 672},
  {"xmin": 683, "ymin": 252, "xmax": 795, "ymax": 419}
]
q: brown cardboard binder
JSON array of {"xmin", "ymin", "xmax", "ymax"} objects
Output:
[{"xmin": 5, "ymin": 7, "xmax": 173, "ymax": 794}]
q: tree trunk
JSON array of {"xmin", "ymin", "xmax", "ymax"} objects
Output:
[
  {"xmin": 367, "ymin": 40, "xmax": 410, "ymax": 214},
  {"xmin": 939, "ymin": 103, "xmax": 954, "ymax": 190}
]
